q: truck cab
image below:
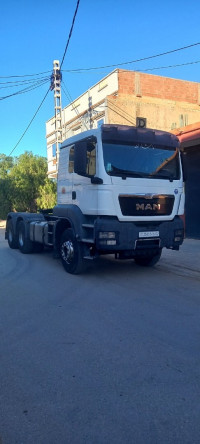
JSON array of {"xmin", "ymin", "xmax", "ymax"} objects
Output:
[{"xmin": 6, "ymin": 124, "xmax": 185, "ymax": 274}]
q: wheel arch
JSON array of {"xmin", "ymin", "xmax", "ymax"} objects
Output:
[
  {"xmin": 54, "ymin": 218, "xmax": 72, "ymax": 252},
  {"xmin": 53, "ymin": 205, "xmax": 86, "ymax": 248}
]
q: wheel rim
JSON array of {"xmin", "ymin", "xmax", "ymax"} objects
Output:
[{"xmin": 61, "ymin": 240, "xmax": 74, "ymax": 264}]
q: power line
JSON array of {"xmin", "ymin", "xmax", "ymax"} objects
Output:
[
  {"xmin": 62, "ymin": 59, "xmax": 200, "ymax": 76},
  {"xmin": 139, "ymin": 59, "xmax": 200, "ymax": 73},
  {"xmin": 62, "ymin": 81, "xmax": 89, "ymax": 130},
  {"xmin": 9, "ymin": 88, "xmax": 50, "ymax": 156},
  {"xmin": 0, "ymin": 70, "xmax": 52, "ymax": 79},
  {"xmin": 0, "ymin": 79, "xmax": 49, "ymax": 101},
  {"xmin": 62, "ymin": 42, "xmax": 200, "ymax": 72},
  {"xmin": 60, "ymin": 0, "xmax": 81, "ymax": 69},
  {"xmin": 0, "ymin": 76, "xmax": 50, "ymax": 88}
]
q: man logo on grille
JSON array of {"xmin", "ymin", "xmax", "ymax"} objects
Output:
[{"xmin": 136, "ymin": 203, "xmax": 161, "ymax": 211}]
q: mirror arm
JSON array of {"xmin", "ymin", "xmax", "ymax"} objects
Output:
[{"xmin": 91, "ymin": 176, "xmax": 103, "ymax": 184}]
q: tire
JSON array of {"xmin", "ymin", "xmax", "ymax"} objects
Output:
[
  {"xmin": 18, "ymin": 220, "xmax": 33, "ymax": 254},
  {"xmin": 33, "ymin": 243, "xmax": 44, "ymax": 253},
  {"xmin": 7, "ymin": 219, "xmax": 18, "ymax": 249},
  {"xmin": 135, "ymin": 249, "xmax": 162, "ymax": 267},
  {"xmin": 60, "ymin": 228, "xmax": 85, "ymax": 274}
]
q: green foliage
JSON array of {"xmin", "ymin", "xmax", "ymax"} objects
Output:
[
  {"xmin": 36, "ymin": 178, "xmax": 57, "ymax": 209},
  {"xmin": 10, "ymin": 152, "xmax": 47, "ymax": 212},
  {"xmin": 0, "ymin": 178, "xmax": 13, "ymax": 219},
  {"xmin": 0, "ymin": 152, "xmax": 56, "ymax": 219},
  {"xmin": 0, "ymin": 155, "xmax": 14, "ymax": 219},
  {"xmin": 0, "ymin": 154, "xmax": 14, "ymax": 179}
]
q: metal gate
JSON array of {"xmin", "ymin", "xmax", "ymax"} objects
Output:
[{"xmin": 184, "ymin": 146, "xmax": 200, "ymax": 239}]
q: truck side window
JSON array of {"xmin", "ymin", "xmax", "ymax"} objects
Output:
[
  {"xmin": 68, "ymin": 146, "xmax": 74, "ymax": 173},
  {"xmin": 68, "ymin": 141, "xmax": 96, "ymax": 176},
  {"xmin": 86, "ymin": 142, "xmax": 96, "ymax": 176}
]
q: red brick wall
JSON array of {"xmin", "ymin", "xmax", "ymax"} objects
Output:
[{"xmin": 118, "ymin": 70, "xmax": 199, "ymax": 104}]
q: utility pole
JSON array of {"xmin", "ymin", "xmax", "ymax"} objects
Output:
[
  {"xmin": 50, "ymin": 60, "xmax": 63, "ymax": 175},
  {"xmin": 88, "ymin": 90, "xmax": 93, "ymax": 130}
]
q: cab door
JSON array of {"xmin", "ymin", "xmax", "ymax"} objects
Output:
[{"xmin": 71, "ymin": 139, "xmax": 98, "ymax": 215}]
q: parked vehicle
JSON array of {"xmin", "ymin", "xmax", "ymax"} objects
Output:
[{"xmin": 5, "ymin": 124, "xmax": 185, "ymax": 274}]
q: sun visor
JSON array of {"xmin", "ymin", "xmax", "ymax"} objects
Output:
[{"xmin": 101, "ymin": 124, "xmax": 179, "ymax": 149}]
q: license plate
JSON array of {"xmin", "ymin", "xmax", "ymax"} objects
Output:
[{"xmin": 139, "ymin": 231, "xmax": 159, "ymax": 238}]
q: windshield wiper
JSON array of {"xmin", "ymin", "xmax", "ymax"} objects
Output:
[
  {"xmin": 151, "ymin": 172, "xmax": 174, "ymax": 182},
  {"xmin": 108, "ymin": 165, "xmax": 175, "ymax": 181},
  {"xmin": 108, "ymin": 165, "xmax": 149, "ymax": 178}
]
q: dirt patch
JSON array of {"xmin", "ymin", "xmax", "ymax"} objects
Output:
[{"xmin": 0, "ymin": 220, "xmax": 6, "ymax": 228}]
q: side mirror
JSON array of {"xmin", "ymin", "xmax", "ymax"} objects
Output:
[{"xmin": 74, "ymin": 142, "xmax": 87, "ymax": 176}]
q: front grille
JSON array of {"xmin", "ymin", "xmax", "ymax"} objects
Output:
[{"xmin": 119, "ymin": 195, "xmax": 174, "ymax": 216}]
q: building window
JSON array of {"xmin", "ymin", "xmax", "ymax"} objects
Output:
[
  {"xmin": 52, "ymin": 144, "xmax": 56, "ymax": 157},
  {"xmin": 171, "ymin": 122, "xmax": 177, "ymax": 130},
  {"xmin": 73, "ymin": 126, "xmax": 82, "ymax": 135},
  {"xmin": 179, "ymin": 114, "xmax": 188, "ymax": 127},
  {"xmin": 52, "ymin": 143, "xmax": 61, "ymax": 157},
  {"xmin": 97, "ymin": 118, "xmax": 104, "ymax": 128},
  {"xmin": 98, "ymin": 80, "xmax": 108, "ymax": 91},
  {"xmin": 72, "ymin": 100, "xmax": 80, "ymax": 110}
]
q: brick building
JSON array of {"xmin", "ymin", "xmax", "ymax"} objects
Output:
[{"xmin": 46, "ymin": 69, "xmax": 200, "ymax": 178}]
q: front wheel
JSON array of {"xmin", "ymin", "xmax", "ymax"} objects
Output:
[
  {"xmin": 60, "ymin": 228, "xmax": 85, "ymax": 274},
  {"xmin": 134, "ymin": 249, "xmax": 162, "ymax": 267}
]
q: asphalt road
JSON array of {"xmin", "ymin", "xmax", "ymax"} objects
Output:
[{"xmin": 0, "ymin": 227, "xmax": 200, "ymax": 444}]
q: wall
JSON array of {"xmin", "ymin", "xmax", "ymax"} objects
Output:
[
  {"xmin": 107, "ymin": 93, "xmax": 200, "ymax": 132},
  {"xmin": 118, "ymin": 70, "xmax": 200, "ymax": 105}
]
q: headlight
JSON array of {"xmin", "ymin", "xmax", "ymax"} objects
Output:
[
  {"xmin": 98, "ymin": 231, "xmax": 117, "ymax": 246},
  {"xmin": 99, "ymin": 231, "xmax": 116, "ymax": 239}
]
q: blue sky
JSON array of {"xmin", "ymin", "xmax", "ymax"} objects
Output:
[{"xmin": 1, "ymin": 0, "xmax": 200, "ymax": 158}]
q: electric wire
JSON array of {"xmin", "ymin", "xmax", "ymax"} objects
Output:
[
  {"xmin": 0, "ymin": 79, "xmax": 49, "ymax": 101},
  {"xmin": 62, "ymin": 59, "xmax": 200, "ymax": 77},
  {"xmin": 9, "ymin": 87, "xmax": 50, "ymax": 156},
  {"xmin": 0, "ymin": 76, "xmax": 50, "ymax": 88},
  {"xmin": 139, "ymin": 59, "xmax": 200, "ymax": 73},
  {"xmin": 0, "ymin": 70, "xmax": 52, "ymax": 79},
  {"xmin": 60, "ymin": 0, "xmax": 81, "ymax": 69},
  {"xmin": 1, "ymin": 41, "xmax": 199, "ymax": 80},
  {"xmin": 62, "ymin": 42, "xmax": 200, "ymax": 72},
  {"xmin": 62, "ymin": 81, "xmax": 89, "ymax": 130},
  {"xmin": 106, "ymin": 101, "xmax": 135, "ymax": 125}
]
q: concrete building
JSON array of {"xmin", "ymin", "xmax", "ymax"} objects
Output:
[{"xmin": 46, "ymin": 69, "xmax": 200, "ymax": 178}]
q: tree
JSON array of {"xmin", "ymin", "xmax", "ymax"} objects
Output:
[
  {"xmin": 0, "ymin": 154, "xmax": 14, "ymax": 179},
  {"xmin": 36, "ymin": 178, "xmax": 57, "ymax": 209},
  {"xmin": 10, "ymin": 152, "xmax": 48, "ymax": 212},
  {"xmin": 0, "ymin": 151, "xmax": 54, "ymax": 219},
  {"xmin": 0, "ymin": 155, "xmax": 14, "ymax": 219}
]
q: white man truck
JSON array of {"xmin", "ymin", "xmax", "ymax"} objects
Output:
[{"xmin": 5, "ymin": 124, "xmax": 185, "ymax": 274}]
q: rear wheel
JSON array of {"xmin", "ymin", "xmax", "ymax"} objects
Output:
[
  {"xmin": 7, "ymin": 220, "xmax": 18, "ymax": 249},
  {"xmin": 134, "ymin": 249, "xmax": 162, "ymax": 267},
  {"xmin": 60, "ymin": 228, "xmax": 85, "ymax": 274},
  {"xmin": 33, "ymin": 243, "xmax": 44, "ymax": 253},
  {"xmin": 18, "ymin": 220, "xmax": 33, "ymax": 254}
]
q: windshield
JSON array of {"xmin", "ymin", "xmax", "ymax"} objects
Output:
[{"xmin": 103, "ymin": 142, "xmax": 180, "ymax": 181}]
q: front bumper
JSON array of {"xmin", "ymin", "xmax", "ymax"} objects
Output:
[{"xmin": 94, "ymin": 216, "xmax": 184, "ymax": 252}]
